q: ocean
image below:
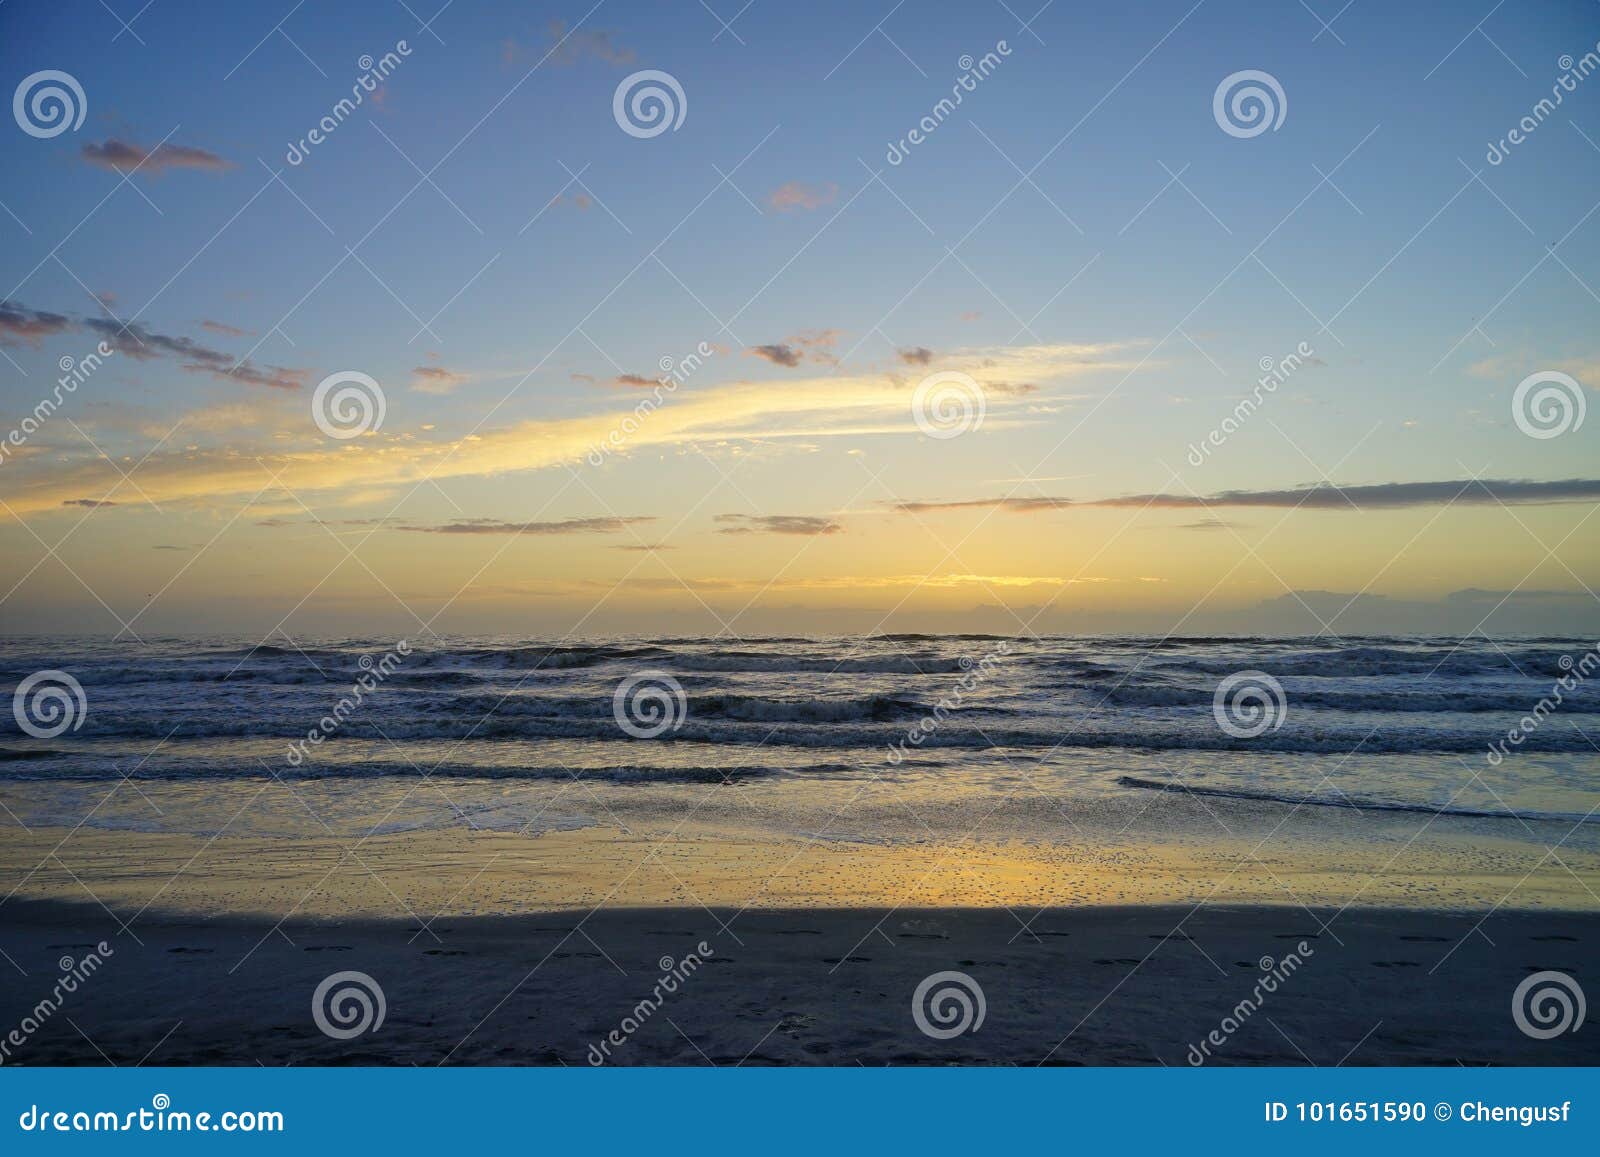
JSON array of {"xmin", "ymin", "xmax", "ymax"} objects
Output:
[{"xmin": 3, "ymin": 635, "xmax": 1598, "ymax": 845}]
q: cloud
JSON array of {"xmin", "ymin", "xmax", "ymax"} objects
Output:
[
  {"xmin": 63, "ymin": 498, "xmax": 116, "ymax": 508},
  {"xmin": 1444, "ymin": 587, "xmax": 1595, "ymax": 603},
  {"xmin": 199, "ymin": 319, "xmax": 252, "ymax": 337},
  {"xmin": 544, "ymin": 21, "xmax": 636, "ymax": 65},
  {"xmin": 768, "ymin": 181, "xmax": 838, "ymax": 212},
  {"xmin": 82, "ymin": 316, "xmax": 305, "ymax": 390},
  {"xmin": 894, "ymin": 496, "xmax": 1074, "ymax": 514},
  {"xmin": 892, "ymin": 478, "xmax": 1600, "ymax": 514},
  {"xmin": 400, "ymin": 516, "xmax": 655, "ymax": 535},
  {"xmin": 612, "ymin": 543, "xmax": 675, "ymax": 551},
  {"xmin": 745, "ymin": 332, "xmax": 843, "ymax": 369},
  {"xmin": 0, "ymin": 301, "xmax": 73, "ymax": 347},
  {"xmin": 1176, "ymin": 518, "xmax": 1239, "ymax": 531},
  {"xmin": 612, "ymin": 572, "xmax": 1088, "ymax": 592},
  {"xmin": 152, "ymin": 544, "xmax": 188, "ymax": 551},
  {"xmin": 80, "ymin": 139, "xmax": 232, "ymax": 175},
  {"xmin": 715, "ymin": 514, "xmax": 842, "ymax": 536},
  {"xmin": 612, "ymin": 373, "xmax": 658, "ymax": 387},
  {"xmin": 985, "ymin": 381, "xmax": 1038, "ymax": 396},
  {"xmin": 898, "ymin": 347, "xmax": 934, "ymax": 366},
  {"xmin": 748, "ymin": 343, "xmax": 802, "ymax": 368},
  {"xmin": 411, "ymin": 365, "xmax": 470, "ymax": 394},
  {"xmin": 0, "ymin": 343, "xmax": 1136, "ymax": 516}
]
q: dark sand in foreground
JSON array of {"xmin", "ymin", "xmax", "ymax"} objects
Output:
[{"xmin": 2, "ymin": 900, "xmax": 1594, "ymax": 1066}]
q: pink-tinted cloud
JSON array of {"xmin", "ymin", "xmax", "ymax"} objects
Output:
[
  {"xmin": 81, "ymin": 139, "xmax": 232, "ymax": 175},
  {"xmin": 411, "ymin": 365, "xmax": 470, "ymax": 394},
  {"xmin": 768, "ymin": 181, "xmax": 839, "ymax": 212},
  {"xmin": 748, "ymin": 343, "xmax": 802, "ymax": 367},
  {"xmin": 0, "ymin": 301, "xmax": 72, "ymax": 347}
]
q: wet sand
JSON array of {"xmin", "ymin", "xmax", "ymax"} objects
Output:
[
  {"xmin": 1, "ymin": 898, "xmax": 1594, "ymax": 1066},
  {"xmin": 2, "ymin": 807, "xmax": 1596, "ymax": 1066}
]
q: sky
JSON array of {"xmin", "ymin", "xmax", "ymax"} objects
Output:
[{"xmin": 1, "ymin": 0, "xmax": 1597, "ymax": 639}]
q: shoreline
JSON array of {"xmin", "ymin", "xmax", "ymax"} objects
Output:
[{"xmin": 2, "ymin": 812, "xmax": 1598, "ymax": 917}]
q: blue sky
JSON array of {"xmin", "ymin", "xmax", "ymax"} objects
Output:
[{"xmin": 1, "ymin": 0, "xmax": 1597, "ymax": 636}]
